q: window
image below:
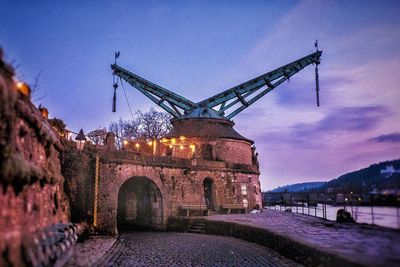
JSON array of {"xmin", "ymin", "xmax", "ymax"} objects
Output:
[
  {"xmin": 241, "ymin": 184, "xmax": 247, "ymax": 196},
  {"xmin": 254, "ymin": 186, "xmax": 259, "ymax": 194},
  {"xmin": 242, "ymin": 198, "xmax": 248, "ymax": 208},
  {"xmin": 202, "ymin": 144, "xmax": 213, "ymax": 159}
]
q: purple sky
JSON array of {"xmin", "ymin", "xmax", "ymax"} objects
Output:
[{"xmin": 1, "ymin": 0, "xmax": 400, "ymax": 190}]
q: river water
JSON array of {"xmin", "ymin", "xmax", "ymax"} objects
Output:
[{"xmin": 268, "ymin": 204, "xmax": 400, "ymax": 229}]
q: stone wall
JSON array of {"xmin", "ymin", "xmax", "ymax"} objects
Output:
[
  {"xmin": 61, "ymin": 140, "xmax": 261, "ymax": 235},
  {"xmin": 61, "ymin": 143, "xmax": 95, "ymax": 223},
  {"xmin": 163, "ymin": 138, "xmax": 253, "ymax": 165},
  {"xmin": 0, "ymin": 50, "xmax": 69, "ymax": 266},
  {"xmin": 95, "ymin": 151, "xmax": 261, "ymax": 234},
  {"xmin": 215, "ymin": 139, "xmax": 253, "ymax": 165}
]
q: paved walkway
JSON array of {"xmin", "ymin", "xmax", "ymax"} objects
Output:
[
  {"xmin": 206, "ymin": 210, "xmax": 400, "ymax": 267},
  {"xmin": 96, "ymin": 232, "xmax": 301, "ymax": 266}
]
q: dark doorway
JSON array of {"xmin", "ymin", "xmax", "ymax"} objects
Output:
[
  {"xmin": 166, "ymin": 146, "xmax": 173, "ymax": 156},
  {"xmin": 203, "ymin": 178, "xmax": 214, "ymax": 210},
  {"xmin": 117, "ymin": 177, "xmax": 163, "ymax": 231}
]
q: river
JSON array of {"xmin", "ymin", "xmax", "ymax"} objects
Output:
[{"xmin": 267, "ymin": 204, "xmax": 400, "ymax": 229}]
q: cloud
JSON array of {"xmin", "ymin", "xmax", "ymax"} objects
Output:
[
  {"xmin": 369, "ymin": 133, "xmax": 400, "ymax": 143},
  {"xmin": 274, "ymin": 74, "xmax": 353, "ymax": 108},
  {"xmin": 314, "ymin": 106, "xmax": 390, "ymax": 132},
  {"xmin": 252, "ymin": 105, "xmax": 390, "ymax": 149},
  {"xmin": 227, "ymin": 0, "xmax": 400, "ymax": 190}
]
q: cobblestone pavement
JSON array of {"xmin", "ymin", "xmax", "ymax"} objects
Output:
[
  {"xmin": 65, "ymin": 236, "xmax": 116, "ymax": 267},
  {"xmin": 96, "ymin": 232, "xmax": 302, "ymax": 267},
  {"xmin": 207, "ymin": 210, "xmax": 400, "ymax": 267}
]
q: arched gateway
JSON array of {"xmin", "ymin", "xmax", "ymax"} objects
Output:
[{"xmin": 117, "ymin": 176, "xmax": 163, "ymax": 231}]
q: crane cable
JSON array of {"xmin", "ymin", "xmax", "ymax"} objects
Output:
[
  {"xmin": 119, "ymin": 77, "xmax": 135, "ymax": 121},
  {"xmin": 314, "ymin": 39, "xmax": 320, "ymax": 107},
  {"xmin": 315, "ymin": 63, "xmax": 320, "ymax": 107},
  {"xmin": 112, "ymin": 74, "xmax": 117, "ymax": 112}
]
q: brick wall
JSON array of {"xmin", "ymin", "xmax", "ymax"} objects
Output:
[
  {"xmin": 96, "ymin": 159, "xmax": 261, "ymax": 234},
  {"xmin": 62, "ymin": 137, "xmax": 261, "ymax": 234},
  {"xmin": 0, "ymin": 51, "xmax": 69, "ymax": 266}
]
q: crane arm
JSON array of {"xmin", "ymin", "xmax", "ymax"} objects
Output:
[
  {"xmin": 197, "ymin": 51, "xmax": 322, "ymax": 119},
  {"xmin": 111, "ymin": 64, "xmax": 196, "ymax": 118}
]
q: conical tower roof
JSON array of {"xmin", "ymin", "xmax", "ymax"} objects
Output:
[{"xmin": 75, "ymin": 129, "xmax": 87, "ymax": 141}]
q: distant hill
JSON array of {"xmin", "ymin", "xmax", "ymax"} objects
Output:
[
  {"xmin": 269, "ymin": 182, "xmax": 325, "ymax": 192},
  {"xmin": 317, "ymin": 159, "xmax": 400, "ymax": 193},
  {"xmin": 267, "ymin": 159, "xmax": 400, "ymax": 194}
]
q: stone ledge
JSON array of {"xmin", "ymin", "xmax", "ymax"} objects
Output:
[
  {"xmin": 203, "ymin": 219, "xmax": 361, "ymax": 267},
  {"xmin": 98, "ymin": 152, "xmax": 259, "ymax": 173}
]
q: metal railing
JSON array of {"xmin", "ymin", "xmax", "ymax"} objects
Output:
[
  {"xmin": 263, "ymin": 192, "xmax": 400, "ymax": 229},
  {"xmin": 266, "ymin": 201, "xmax": 328, "ymax": 220}
]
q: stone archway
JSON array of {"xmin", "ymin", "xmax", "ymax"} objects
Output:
[{"xmin": 117, "ymin": 176, "xmax": 163, "ymax": 231}]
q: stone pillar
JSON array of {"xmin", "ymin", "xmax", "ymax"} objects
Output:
[{"xmin": 105, "ymin": 132, "xmax": 116, "ymax": 150}]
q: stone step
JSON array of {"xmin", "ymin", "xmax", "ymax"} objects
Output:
[
  {"xmin": 189, "ymin": 225, "xmax": 204, "ymax": 230},
  {"xmin": 189, "ymin": 222, "xmax": 205, "ymax": 226},
  {"xmin": 187, "ymin": 219, "xmax": 206, "ymax": 234},
  {"xmin": 187, "ymin": 229, "xmax": 205, "ymax": 234}
]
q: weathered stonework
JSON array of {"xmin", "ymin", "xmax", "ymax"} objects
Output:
[
  {"xmin": 0, "ymin": 50, "xmax": 70, "ymax": 266},
  {"xmin": 66, "ymin": 141, "xmax": 261, "ymax": 234},
  {"xmin": 62, "ymin": 113, "xmax": 262, "ymax": 235}
]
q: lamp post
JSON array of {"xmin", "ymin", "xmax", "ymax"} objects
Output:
[{"xmin": 75, "ymin": 129, "xmax": 87, "ymax": 151}]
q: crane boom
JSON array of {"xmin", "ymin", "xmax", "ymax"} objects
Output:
[
  {"xmin": 111, "ymin": 64, "xmax": 196, "ymax": 118},
  {"xmin": 197, "ymin": 51, "xmax": 322, "ymax": 118},
  {"xmin": 111, "ymin": 49, "xmax": 322, "ymax": 120}
]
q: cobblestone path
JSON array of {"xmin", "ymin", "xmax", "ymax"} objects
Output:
[{"xmin": 97, "ymin": 232, "xmax": 302, "ymax": 267}]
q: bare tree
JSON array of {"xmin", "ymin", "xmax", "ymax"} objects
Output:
[
  {"xmin": 123, "ymin": 119, "xmax": 140, "ymax": 141},
  {"xmin": 108, "ymin": 118, "xmax": 125, "ymax": 149},
  {"xmin": 135, "ymin": 107, "xmax": 172, "ymax": 140},
  {"xmin": 108, "ymin": 108, "xmax": 172, "ymax": 148},
  {"xmin": 87, "ymin": 128, "xmax": 107, "ymax": 145},
  {"xmin": 30, "ymin": 71, "xmax": 47, "ymax": 102}
]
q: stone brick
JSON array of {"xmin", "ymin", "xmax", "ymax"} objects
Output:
[{"xmin": 0, "ymin": 51, "xmax": 69, "ymax": 266}]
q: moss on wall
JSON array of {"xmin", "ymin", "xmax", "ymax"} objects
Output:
[{"xmin": 61, "ymin": 143, "xmax": 96, "ymax": 224}]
